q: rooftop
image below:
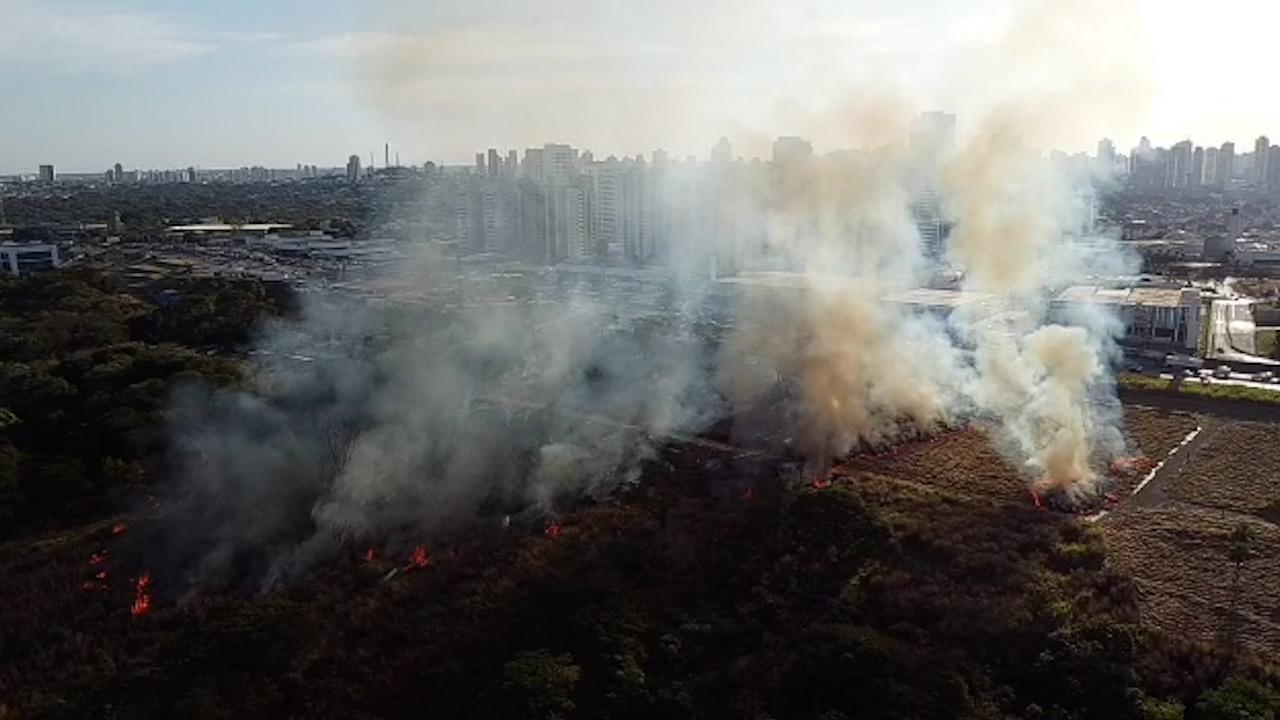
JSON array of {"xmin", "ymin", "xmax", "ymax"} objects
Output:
[
  {"xmin": 167, "ymin": 223, "xmax": 294, "ymax": 233},
  {"xmin": 1056, "ymin": 285, "xmax": 1195, "ymax": 308}
]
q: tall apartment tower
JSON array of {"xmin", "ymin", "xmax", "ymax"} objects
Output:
[
  {"xmin": 1219, "ymin": 142, "xmax": 1235, "ymax": 188},
  {"xmin": 1256, "ymin": 136, "xmax": 1270, "ymax": 183},
  {"xmin": 909, "ymin": 112, "xmax": 956, "ymax": 259}
]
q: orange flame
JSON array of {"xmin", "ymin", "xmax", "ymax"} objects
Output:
[
  {"xmin": 812, "ymin": 477, "xmax": 832, "ymax": 490},
  {"xmin": 1109, "ymin": 456, "xmax": 1155, "ymax": 477},
  {"xmin": 95, "ymin": 570, "xmax": 108, "ymax": 581},
  {"xmin": 131, "ymin": 572, "xmax": 152, "ymax": 617},
  {"xmin": 544, "ymin": 523, "xmax": 562, "ymax": 539},
  {"xmin": 406, "ymin": 546, "xmax": 430, "ymax": 569},
  {"xmin": 111, "ymin": 522, "xmax": 128, "ymax": 536}
]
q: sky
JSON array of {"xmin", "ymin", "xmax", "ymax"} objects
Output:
[{"xmin": 2, "ymin": 0, "xmax": 1279, "ymax": 174}]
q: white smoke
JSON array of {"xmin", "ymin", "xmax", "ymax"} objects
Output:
[{"xmin": 158, "ymin": 0, "xmax": 1150, "ymax": 590}]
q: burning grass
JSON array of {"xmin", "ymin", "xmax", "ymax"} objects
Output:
[
  {"xmin": 833, "ymin": 408, "xmax": 1203, "ymax": 513},
  {"xmin": 838, "ymin": 428, "xmax": 1026, "ymax": 502}
]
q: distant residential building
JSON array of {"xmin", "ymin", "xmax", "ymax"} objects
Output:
[
  {"xmin": 1203, "ymin": 146, "xmax": 1219, "ymax": 186},
  {"xmin": 1168, "ymin": 141, "xmax": 1193, "ymax": 188},
  {"xmin": 37, "ymin": 165, "xmax": 54, "ymax": 183},
  {"xmin": 909, "ymin": 112, "xmax": 956, "ymax": 259},
  {"xmin": 1219, "ymin": 142, "xmax": 1235, "ymax": 188},
  {"xmin": 1096, "ymin": 138, "xmax": 1117, "ymax": 173},
  {"xmin": 710, "ymin": 137, "xmax": 732, "ymax": 165},
  {"xmin": 522, "ymin": 148, "xmax": 545, "ymax": 182},
  {"xmin": 487, "ymin": 148, "xmax": 500, "ymax": 177},
  {"xmin": 345, "ymin": 155, "xmax": 361, "ymax": 183},
  {"xmin": 910, "ymin": 111, "xmax": 957, "ymax": 156},
  {"xmin": 0, "ymin": 243, "xmax": 59, "ymax": 276},
  {"xmin": 772, "ymin": 136, "xmax": 814, "ymax": 166},
  {"xmin": 542, "ymin": 144, "xmax": 580, "ymax": 184},
  {"xmin": 1256, "ymin": 136, "xmax": 1270, "ymax": 183},
  {"xmin": 1268, "ymin": 145, "xmax": 1280, "ymax": 195}
]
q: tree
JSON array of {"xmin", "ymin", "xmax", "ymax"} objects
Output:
[
  {"xmin": 502, "ymin": 650, "xmax": 583, "ymax": 720},
  {"xmin": 1196, "ymin": 677, "xmax": 1279, "ymax": 720},
  {"xmin": 1227, "ymin": 523, "xmax": 1259, "ymax": 653}
]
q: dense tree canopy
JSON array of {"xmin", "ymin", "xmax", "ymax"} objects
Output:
[{"xmin": 0, "ymin": 270, "xmax": 282, "ymax": 535}]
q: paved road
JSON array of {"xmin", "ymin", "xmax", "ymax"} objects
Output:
[
  {"xmin": 1119, "ymin": 388, "xmax": 1280, "ymax": 423},
  {"xmin": 1123, "ymin": 419, "xmax": 1216, "ymax": 511}
]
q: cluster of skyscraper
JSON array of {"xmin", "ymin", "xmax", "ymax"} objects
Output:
[
  {"xmin": 1116, "ymin": 134, "xmax": 1280, "ymax": 193},
  {"xmin": 382, "ymin": 112, "xmax": 958, "ymax": 267}
]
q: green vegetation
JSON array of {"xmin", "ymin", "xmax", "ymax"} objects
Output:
[
  {"xmin": 1195, "ymin": 677, "xmax": 1280, "ymax": 720},
  {"xmin": 0, "ymin": 270, "xmax": 1276, "ymax": 718},
  {"xmin": 0, "ymin": 269, "xmax": 284, "ymax": 536},
  {"xmin": 3, "ymin": 465, "xmax": 1277, "ymax": 719},
  {"xmin": 1119, "ymin": 374, "xmax": 1280, "ymax": 406}
]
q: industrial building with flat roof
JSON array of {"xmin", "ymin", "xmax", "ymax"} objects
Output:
[
  {"xmin": 1053, "ymin": 284, "xmax": 1201, "ymax": 350},
  {"xmin": 0, "ymin": 243, "xmax": 60, "ymax": 276}
]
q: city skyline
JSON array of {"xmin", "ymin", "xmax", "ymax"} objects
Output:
[
  {"xmin": 16, "ymin": 127, "xmax": 1280, "ymax": 179},
  {"xmin": 4, "ymin": 0, "xmax": 1280, "ymax": 174}
]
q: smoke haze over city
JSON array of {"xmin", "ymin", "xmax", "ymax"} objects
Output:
[
  {"xmin": 6, "ymin": 1, "xmax": 1280, "ymax": 717},
  {"xmin": 3, "ymin": 0, "xmax": 1280, "ymax": 172}
]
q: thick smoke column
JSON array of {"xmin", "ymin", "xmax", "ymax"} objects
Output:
[{"xmin": 156, "ymin": 0, "xmax": 1148, "ymax": 591}]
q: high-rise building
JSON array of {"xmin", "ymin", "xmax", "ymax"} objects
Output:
[
  {"xmin": 1129, "ymin": 138, "xmax": 1163, "ymax": 190},
  {"xmin": 1168, "ymin": 141, "xmax": 1193, "ymax": 188},
  {"xmin": 1256, "ymin": 136, "xmax": 1271, "ymax": 183},
  {"xmin": 37, "ymin": 165, "xmax": 55, "ymax": 183},
  {"xmin": 1268, "ymin": 145, "xmax": 1280, "ymax": 195},
  {"xmin": 772, "ymin": 136, "xmax": 814, "ymax": 166},
  {"xmin": 1203, "ymin": 146, "xmax": 1220, "ymax": 186},
  {"xmin": 711, "ymin": 137, "xmax": 732, "ymax": 165},
  {"xmin": 909, "ymin": 112, "xmax": 956, "ymax": 260},
  {"xmin": 542, "ymin": 144, "xmax": 580, "ymax": 184},
  {"xmin": 910, "ymin": 111, "xmax": 957, "ymax": 156},
  {"xmin": 346, "ymin": 154, "xmax": 362, "ymax": 183},
  {"xmin": 1096, "ymin": 138, "xmax": 1117, "ymax": 173},
  {"xmin": 487, "ymin": 148, "xmax": 501, "ymax": 177},
  {"xmin": 506, "ymin": 150, "xmax": 518, "ymax": 177},
  {"xmin": 474, "ymin": 152, "xmax": 486, "ymax": 174},
  {"xmin": 1191, "ymin": 146, "xmax": 1205, "ymax": 188},
  {"xmin": 523, "ymin": 148, "xmax": 545, "ymax": 182},
  {"xmin": 1219, "ymin": 142, "xmax": 1235, "ymax": 188},
  {"xmin": 113, "ymin": 163, "xmax": 124, "ymax": 183}
]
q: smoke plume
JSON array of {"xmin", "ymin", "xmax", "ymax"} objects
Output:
[{"xmin": 155, "ymin": 0, "xmax": 1147, "ymax": 591}]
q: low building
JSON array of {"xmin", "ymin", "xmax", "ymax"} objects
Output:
[
  {"xmin": 1054, "ymin": 282, "xmax": 1201, "ymax": 350},
  {"xmin": 0, "ymin": 243, "xmax": 60, "ymax": 276}
]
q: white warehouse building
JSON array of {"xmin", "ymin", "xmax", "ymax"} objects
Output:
[
  {"xmin": 0, "ymin": 243, "xmax": 60, "ymax": 276},
  {"xmin": 1053, "ymin": 283, "xmax": 1202, "ymax": 351}
]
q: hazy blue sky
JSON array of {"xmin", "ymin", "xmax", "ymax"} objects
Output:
[{"xmin": 2, "ymin": 0, "xmax": 1278, "ymax": 173}]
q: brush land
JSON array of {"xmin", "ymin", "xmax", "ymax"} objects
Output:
[{"xmin": 1, "ymin": 270, "xmax": 1278, "ymax": 719}]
